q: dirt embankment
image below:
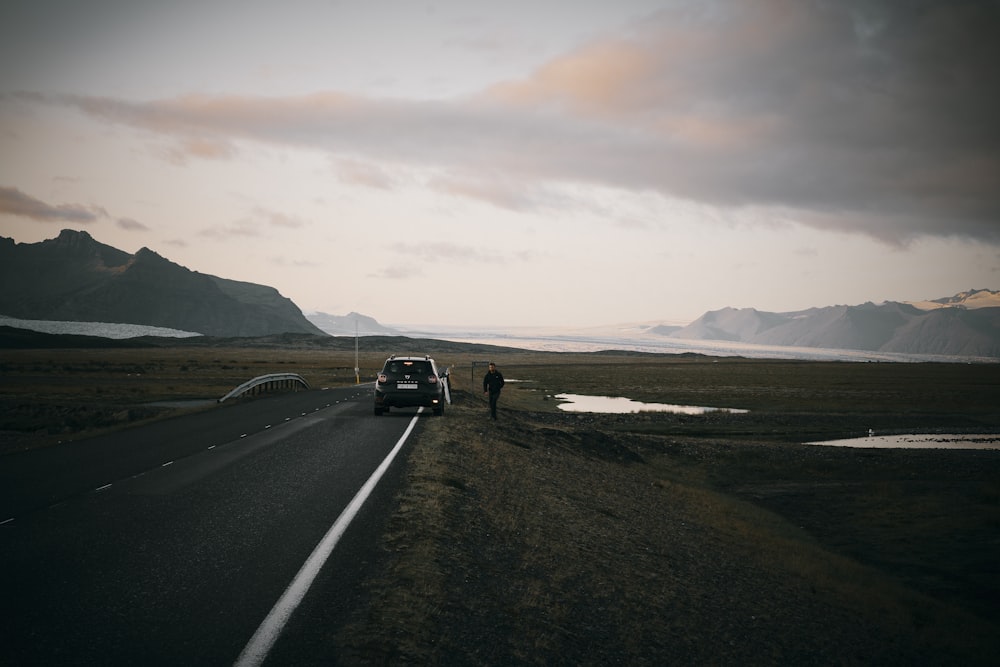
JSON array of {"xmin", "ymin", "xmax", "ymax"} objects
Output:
[{"xmin": 338, "ymin": 391, "xmax": 1000, "ymax": 665}]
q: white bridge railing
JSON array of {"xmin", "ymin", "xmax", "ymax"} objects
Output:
[{"xmin": 218, "ymin": 373, "xmax": 311, "ymax": 403}]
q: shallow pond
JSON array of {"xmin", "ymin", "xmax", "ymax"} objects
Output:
[
  {"xmin": 806, "ymin": 434, "xmax": 1000, "ymax": 450},
  {"xmin": 554, "ymin": 393, "xmax": 748, "ymax": 415}
]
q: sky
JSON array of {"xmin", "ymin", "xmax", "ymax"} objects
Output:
[{"xmin": 1, "ymin": 0, "xmax": 998, "ymax": 328}]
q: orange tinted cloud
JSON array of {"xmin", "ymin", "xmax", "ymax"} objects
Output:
[
  {"xmin": 484, "ymin": 39, "xmax": 651, "ymax": 117},
  {"xmin": 27, "ymin": 0, "xmax": 1000, "ymax": 243}
]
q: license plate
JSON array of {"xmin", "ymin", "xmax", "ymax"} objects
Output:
[{"xmin": 396, "ymin": 382, "xmax": 418, "ymax": 390}]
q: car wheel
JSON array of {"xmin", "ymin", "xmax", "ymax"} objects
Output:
[{"xmin": 374, "ymin": 406, "xmax": 384, "ymax": 416}]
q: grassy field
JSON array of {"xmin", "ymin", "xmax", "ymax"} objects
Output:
[
  {"xmin": 2, "ymin": 343, "xmax": 999, "ymax": 663},
  {"xmin": 339, "ymin": 353, "xmax": 1000, "ymax": 665},
  {"xmin": 0, "ymin": 346, "xmax": 394, "ymax": 452}
]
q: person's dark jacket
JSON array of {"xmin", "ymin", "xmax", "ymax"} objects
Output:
[{"xmin": 483, "ymin": 369, "xmax": 505, "ymax": 394}]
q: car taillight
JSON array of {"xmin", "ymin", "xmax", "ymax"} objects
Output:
[
  {"xmin": 428, "ymin": 375, "xmax": 438, "ymax": 384},
  {"xmin": 377, "ymin": 373, "xmax": 387, "ymax": 383}
]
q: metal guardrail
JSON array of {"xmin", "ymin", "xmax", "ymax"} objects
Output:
[{"xmin": 218, "ymin": 373, "xmax": 311, "ymax": 403}]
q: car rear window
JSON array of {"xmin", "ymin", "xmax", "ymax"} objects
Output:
[{"xmin": 387, "ymin": 360, "xmax": 431, "ymax": 374}]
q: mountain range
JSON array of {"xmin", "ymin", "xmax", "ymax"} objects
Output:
[
  {"xmin": 2, "ymin": 230, "xmax": 998, "ymax": 357},
  {"xmin": 305, "ymin": 311, "xmax": 398, "ymax": 336},
  {"xmin": 650, "ymin": 290, "xmax": 1000, "ymax": 357},
  {"xmin": 0, "ymin": 230, "xmax": 324, "ymax": 337}
]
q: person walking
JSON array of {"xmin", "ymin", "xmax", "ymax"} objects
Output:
[{"xmin": 482, "ymin": 361, "xmax": 505, "ymax": 420}]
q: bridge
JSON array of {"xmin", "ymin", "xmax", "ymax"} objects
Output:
[{"xmin": 218, "ymin": 373, "xmax": 311, "ymax": 403}]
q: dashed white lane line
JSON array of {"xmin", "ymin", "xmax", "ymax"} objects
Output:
[
  {"xmin": 3, "ymin": 394, "xmax": 359, "ymax": 525},
  {"xmin": 233, "ymin": 409, "xmax": 423, "ymax": 667}
]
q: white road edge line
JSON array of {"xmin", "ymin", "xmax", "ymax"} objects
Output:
[{"xmin": 234, "ymin": 409, "xmax": 423, "ymax": 667}]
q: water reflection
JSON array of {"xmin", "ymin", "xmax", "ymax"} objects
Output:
[
  {"xmin": 806, "ymin": 434, "xmax": 1000, "ymax": 450},
  {"xmin": 555, "ymin": 393, "xmax": 748, "ymax": 415}
]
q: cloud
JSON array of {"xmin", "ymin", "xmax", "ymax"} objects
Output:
[
  {"xmin": 161, "ymin": 136, "xmax": 237, "ymax": 165},
  {"xmin": 479, "ymin": 0, "xmax": 1000, "ymax": 242},
  {"xmin": 369, "ymin": 266, "xmax": 420, "ymax": 280},
  {"xmin": 0, "ymin": 185, "xmax": 107, "ymax": 223},
  {"xmin": 28, "ymin": 0, "xmax": 1000, "ymax": 243},
  {"xmin": 389, "ymin": 241, "xmax": 509, "ymax": 264},
  {"xmin": 116, "ymin": 217, "xmax": 149, "ymax": 231},
  {"xmin": 270, "ymin": 256, "xmax": 322, "ymax": 268},
  {"xmin": 199, "ymin": 221, "xmax": 262, "ymax": 239},
  {"xmin": 197, "ymin": 207, "xmax": 306, "ymax": 241},
  {"xmin": 253, "ymin": 207, "xmax": 306, "ymax": 229},
  {"xmin": 334, "ymin": 158, "xmax": 397, "ymax": 190},
  {"xmin": 427, "ymin": 173, "xmax": 541, "ymax": 211}
]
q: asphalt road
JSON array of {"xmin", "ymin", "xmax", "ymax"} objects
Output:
[{"xmin": 0, "ymin": 385, "xmax": 428, "ymax": 666}]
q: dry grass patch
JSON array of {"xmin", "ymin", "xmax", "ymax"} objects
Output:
[
  {"xmin": 0, "ymin": 348, "xmax": 389, "ymax": 451},
  {"xmin": 338, "ymin": 386, "xmax": 999, "ymax": 665}
]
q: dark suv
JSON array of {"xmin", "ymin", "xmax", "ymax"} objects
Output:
[{"xmin": 374, "ymin": 355, "xmax": 448, "ymax": 416}]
